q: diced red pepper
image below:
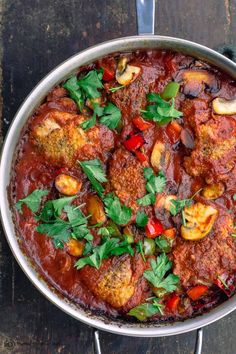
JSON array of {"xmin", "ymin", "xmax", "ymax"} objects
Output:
[
  {"xmin": 123, "ymin": 134, "xmax": 145, "ymax": 152},
  {"xmin": 166, "ymin": 294, "xmax": 180, "ymax": 312},
  {"xmin": 145, "ymin": 218, "xmax": 164, "ymax": 239},
  {"xmin": 163, "ymin": 228, "xmax": 176, "ymax": 239},
  {"xmin": 214, "ymin": 274, "xmax": 235, "ymax": 297},
  {"xmin": 187, "ymin": 285, "xmax": 208, "ymax": 301},
  {"xmin": 97, "ymin": 58, "xmax": 116, "ymax": 82},
  {"xmin": 102, "ymin": 66, "xmax": 115, "ymax": 81},
  {"xmin": 135, "ymin": 150, "xmax": 147, "ymax": 163},
  {"xmin": 133, "ymin": 116, "xmax": 153, "ymax": 131},
  {"xmin": 166, "ymin": 121, "xmax": 182, "ymax": 144}
]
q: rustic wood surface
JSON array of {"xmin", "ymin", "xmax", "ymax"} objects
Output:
[{"xmin": 0, "ymin": 0, "xmax": 236, "ymax": 353}]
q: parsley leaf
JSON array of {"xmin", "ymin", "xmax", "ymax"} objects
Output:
[
  {"xmin": 16, "ymin": 189, "xmax": 49, "ymax": 213},
  {"xmin": 36, "ymin": 197, "xmax": 93, "ymax": 248},
  {"xmin": 103, "ymin": 193, "xmax": 132, "ymax": 225},
  {"xmin": 80, "ymin": 102, "xmax": 105, "ymax": 130},
  {"xmin": 145, "ymin": 169, "xmax": 166, "ymax": 194},
  {"xmin": 80, "ymin": 113, "xmax": 97, "ymax": 130},
  {"xmin": 79, "ymin": 159, "xmax": 107, "ymax": 197},
  {"xmin": 144, "ymin": 253, "xmax": 179, "ymax": 296},
  {"xmin": 128, "ymin": 299, "xmax": 163, "ymax": 321},
  {"xmin": 100, "ymin": 103, "xmax": 121, "ymax": 129},
  {"xmin": 63, "ymin": 70, "xmax": 103, "ymax": 111},
  {"xmin": 38, "ymin": 196, "xmax": 76, "ymax": 221},
  {"xmin": 136, "ymin": 211, "xmax": 148, "ymax": 227},
  {"xmin": 78, "ymin": 70, "xmax": 103, "ymax": 98},
  {"xmin": 169, "ymin": 198, "xmax": 192, "ymax": 216},
  {"xmin": 155, "ymin": 235, "xmax": 173, "ymax": 253},
  {"xmin": 75, "ymin": 237, "xmax": 134, "ymax": 269},
  {"xmin": 137, "ymin": 169, "xmax": 166, "ymax": 206},
  {"xmin": 137, "ymin": 193, "xmax": 156, "ymax": 206},
  {"xmin": 109, "ymin": 85, "xmax": 125, "ymax": 93},
  {"xmin": 142, "ymin": 92, "xmax": 182, "ymax": 125}
]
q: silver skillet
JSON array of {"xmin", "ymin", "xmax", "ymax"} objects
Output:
[{"xmin": 1, "ymin": 1, "xmax": 236, "ymax": 353}]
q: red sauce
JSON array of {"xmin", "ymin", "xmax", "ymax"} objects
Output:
[{"xmin": 10, "ymin": 50, "xmax": 236, "ymax": 322}]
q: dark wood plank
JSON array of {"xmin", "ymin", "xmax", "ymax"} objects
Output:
[{"xmin": 1, "ymin": 0, "xmax": 236, "ymax": 353}]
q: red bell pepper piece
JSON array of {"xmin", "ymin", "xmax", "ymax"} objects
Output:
[
  {"xmin": 163, "ymin": 227, "xmax": 176, "ymax": 239},
  {"xmin": 123, "ymin": 134, "xmax": 145, "ymax": 152},
  {"xmin": 135, "ymin": 150, "xmax": 147, "ymax": 163},
  {"xmin": 187, "ymin": 285, "xmax": 208, "ymax": 301},
  {"xmin": 102, "ymin": 66, "xmax": 115, "ymax": 81},
  {"xmin": 166, "ymin": 294, "xmax": 180, "ymax": 312},
  {"xmin": 166, "ymin": 121, "xmax": 182, "ymax": 144},
  {"xmin": 133, "ymin": 116, "xmax": 153, "ymax": 131},
  {"xmin": 145, "ymin": 218, "xmax": 164, "ymax": 239},
  {"xmin": 214, "ymin": 274, "xmax": 235, "ymax": 297},
  {"xmin": 97, "ymin": 58, "xmax": 116, "ymax": 82}
]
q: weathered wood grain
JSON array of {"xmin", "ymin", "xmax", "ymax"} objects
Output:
[{"xmin": 1, "ymin": 0, "xmax": 236, "ymax": 353}]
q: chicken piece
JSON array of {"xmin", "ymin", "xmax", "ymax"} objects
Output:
[
  {"xmin": 79, "ymin": 254, "xmax": 146, "ymax": 308},
  {"xmin": 108, "ymin": 148, "xmax": 146, "ymax": 209},
  {"xmin": 173, "ymin": 212, "xmax": 236, "ymax": 287},
  {"xmin": 184, "ymin": 117, "xmax": 236, "ymax": 182},
  {"xmin": 30, "ymin": 109, "xmax": 114, "ymax": 167}
]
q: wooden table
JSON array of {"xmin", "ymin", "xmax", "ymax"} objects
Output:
[{"xmin": 0, "ymin": 1, "xmax": 236, "ymax": 353}]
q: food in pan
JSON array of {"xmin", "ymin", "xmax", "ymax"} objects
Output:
[{"xmin": 11, "ymin": 50, "xmax": 236, "ymax": 322}]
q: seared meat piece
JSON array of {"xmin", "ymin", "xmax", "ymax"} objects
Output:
[
  {"xmin": 110, "ymin": 62, "xmax": 163, "ymax": 119},
  {"xmin": 108, "ymin": 148, "xmax": 146, "ymax": 209},
  {"xmin": 79, "ymin": 254, "xmax": 146, "ymax": 309},
  {"xmin": 172, "ymin": 211, "xmax": 236, "ymax": 288},
  {"xmin": 184, "ymin": 116, "xmax": 236, "ymax": 182},
  {"xmin": 30, "ymin": 109, "xmax": 114, "ymax": 167}
]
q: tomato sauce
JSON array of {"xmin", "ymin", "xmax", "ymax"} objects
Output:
[{"xmin": 10, "ymin": 50, "xmax": 236, "ymax": 322}]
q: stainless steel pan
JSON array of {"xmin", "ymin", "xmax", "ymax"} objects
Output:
[{"xmin": 1, "ymin": 1, "xmax": 236, "ymax": 352}]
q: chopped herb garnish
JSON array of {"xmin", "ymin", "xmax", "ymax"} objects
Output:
[
  {"xmin": 16, "ymin": 189, "xmax": 49, "ymax": 213},
  {"xmin": 103, "ymin": 192, "xmax": 132, "ymax": 225},
  {"xmin": 141, "ymin": 86, "xmax": 182, "ymax": 125},
  {"xmin": 137, "ymin": 168, "xmax": 166, "ymax": 206},
  {"xmin": 100, "ymin": 103, "xmax": 121, "ymax": 129},
  {"xmin": 233, "ymin": 194, "xmax": 236, "ymax": 201},
  {"xmin": 36, "ymin": 198, "xmax": 93, "ymax": 248},
  {"xmin": 144, "ymin": 253, "xmax": 179, "ymax": 297},
  {"xmin": 136, "ymin": 211, "xmax": 148, "ymax": 227},
  {"xmin": 63, "ymin": 70, "xmax": 103, "ymax": 111},
  {"xmin": 75, "ymin": 237, "xmax": 134, "ymax": 269},
  {"xmin": 169, "ymin": 198, "xmax": 192, "ymax": 216},
  {"xmin": 137, "ymin": 193, "xmax": 156, "ymax": 206},
  {"xmin": 79, "ymin": 159, "xmax": 107, "ymax": 197},
  {"xmin": 128, "ymin": 298, "xmax": 163, "ymax": 321},
  {"xmin": 109, "ymin": 85, "xmax": 125, "ymax": 93},
  {"xmin": 136, "ymin": 240, "xmax": 146, "ymax": 262}
]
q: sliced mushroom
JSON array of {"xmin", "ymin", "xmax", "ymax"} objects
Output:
[
  {"xmin": 151, "ymin": 141, "xmax": 165, "ymax": 170},
  {"xmin": 55, "ymin": 174, "xmax": 82, "ymax": 196},
  {"xmin": 116, "ymin": 57, "xmax": 141, "ymax": 86},
  {"xmin": 66, "ymin": 239, "xmax": 85, "ymax": 257},
  {"xmin": 87, "ymin": 195, "xmax": 106, "ymax": 225},
  {"xmin": 155, "ymin": 194, "xmax": 177, "ymax": 212},
  {"xmin": 181, "ymin": 70, "xmax": 219, "ymax": 97},
  {"xmin": 212, "ymin": 97, "xmax": 236, "ymax": 115},
  {"xmin": 202, "ymin": 182, "xmax": 225, "ymax": 200},
  {"xmin": 181, "ymin": 202, "xmax": 218, "ymax": 241}
]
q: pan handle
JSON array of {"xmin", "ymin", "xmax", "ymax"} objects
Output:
[
  {"xmin": 136, "ymin": 0, "xmax": 155, "ymax": 35},
  {"xmin": 94, "ymin": 328, "xmax": 203, "ymax": 354}
]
